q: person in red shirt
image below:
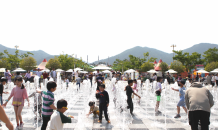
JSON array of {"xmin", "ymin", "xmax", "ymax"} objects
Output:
[{"xmin": 43, "ymin": 71, "xmax": 48, "ymax": 86}]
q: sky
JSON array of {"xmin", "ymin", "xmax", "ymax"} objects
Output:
[{"xmin": 1, "ymin": 0, "xmax": 218, "ymax": 63}]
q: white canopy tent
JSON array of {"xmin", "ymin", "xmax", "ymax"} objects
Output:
[
  {"xmin": 93, "ymin": 71, "xmax": 97, "ymax": 74},
  {"xmin": 56, "ymin": 69, "xmax": 64, "ymax": 72},
  {"xmin": 147, "ymin": 69, "xmax": 158, "ymax": 73},
  {"xmin": 165, "ymin": 69, "xmax": 177, "ymax": 74},
  {"xmin": 210, "ymin": 68, "xmax": 218, "ymax": 73},
  {"xmin": 125, "ymin": 69, "xmax": 136, "ymax": 73},
  {"xmin": 66, "ymin": 69, "xmax": 74, "ymax": 72},
  {"xmin": 92, "ymin": 64, "xmax": 112, "ymax": 70},
  {"xmin": 13, "ymin": 68, "xmax": 26, "ymax": 72},
  {"xmin": 0, "ymin": 68, "xmax": 6, "ymax": 72},
  {"xmin": 103, "ymin": 70, "xmax": 111, "ymax": 73},
  {"xmin": 79, "ymin": 71, "xmax": 88, "ymax": 74},
  {"xmin": 197, "ymin": 69, "xmax": 209, "ymax": 73},
  {"xmin": 74, "ymin": 68, "xmax": 83, "ymax": 71}
]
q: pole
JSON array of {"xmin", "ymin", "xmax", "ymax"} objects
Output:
[{"xmin": 171, "ymin": 44, "xmax": 176, "ymax": 61}]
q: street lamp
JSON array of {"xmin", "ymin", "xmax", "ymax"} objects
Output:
[{"xmin": 171, "ymin": 44, "xmax": 176, "ymax": 61}]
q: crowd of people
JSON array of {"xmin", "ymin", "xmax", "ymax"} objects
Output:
[{"xmin": 0, "ymin": 68, "xmax": 216, "ymax": 130}]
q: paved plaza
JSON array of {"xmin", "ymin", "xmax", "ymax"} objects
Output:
[{"xmin": 1, "ymin": 80, "xmax": 218, "ymax": 130}]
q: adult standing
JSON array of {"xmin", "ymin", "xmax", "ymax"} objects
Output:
[
  {"xmin": 75, "ymin": 70, "xmax": 80, "ymax": 81},
  {"xmin": 215, "ymin": 74, "xmax": 218, "ymax": 87},
  {"xmin": 211, "ymin": 74, "xmax": 215, "ymax": 86},
  {"xmin": 43, "ymin": 71, "xmax": 48, "ymax": 86},
  {"xmin": 25, "ymin": 71, "xmax": 31, "ymax": 83},
  {"xmin": 152, "ymin": 73, "xmax": 157, "ymax": 82},
  {"xmin": 196, "ymin": 73, "xmax": 199, "ymax": 82},
  {"xmin": 4, "ymin": 69, "xmax": 11, "ymax": 83},
  {"xmin": 206, "ymin": 74, "xmax": 211, "ymax": 85},
  {"xmin": 72, "ymin": 70, "xmax": 75, "ymax": 81},
  {"xmin": 185, "ymin": 82, "xmax": 214, "ymax": 130},
  {"xmin": 36, "ymin": 68, "xmax": 42, "ymax": 87},
  {"xmin": 89, "ymin": 73, "xmax": 93, "ymax": 87},
  {"xmin": 50, "ymin": 68, "xmax": 57, "ymax": 82}
]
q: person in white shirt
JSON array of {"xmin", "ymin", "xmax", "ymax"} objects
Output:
[
  {"xmin": 153, "ymin": 73, "xmax": 157, "ymax": 82},
  {"xmin": 75, "ymin": 71, "xmax": 79, "ymax": 80},
  {"xmin": 155, "ymin": 77, "xmax": 162, "ymax": 115},
  {"xmin": 51, "ymin": 68, "xmax": 57, "ymax": 82},
  {"xmin": 211, "ymin": 74, "xmax": 215, "ymax": 86},
  {"xmin": 36, "ymin": 68, "xmax": 42, "ymax": 87},
  {"xmin": 47, "ymin": 99, "xmax": 74, "ymax": 130}
]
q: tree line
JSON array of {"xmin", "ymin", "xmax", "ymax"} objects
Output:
[
  {"xmin": 112, "ymin": 47, "xmax": 218, "ymax": 74},
  {"xmin": 0, "ymin": 50, "xmax": 92, "ymax": 71}
]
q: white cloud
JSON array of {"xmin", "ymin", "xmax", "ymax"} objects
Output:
[{"xmin": 0, "ymin": 0, "xmax": 218, "ymax": 63}]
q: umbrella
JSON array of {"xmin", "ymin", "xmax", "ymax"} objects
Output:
[
  {"xmin": 210, "ymin": 69, "xmax": 218, "ymax": 73},
  {"xmin": 56, "ymin": 69, "xmax": 64, "ymax": 72},
  {"xmin": 103, "ymin": 70, "xmax": 111, "ymax": 73},
  {"xmin": 147, "ymin": 69, "xmax": 158, "ymax": 73},
  {"xmin": 13, "ymin": 68, "xmax": 26, "ymax": 72},
  {"xmin": 197, "ymin": 69, "xmax": 209, "ymax": 73},
  {"xmin": 92, "ymin": 64, "xmax": 112, "ymax": 70},
  {"xmin": 165, "ymin": 69, "xmax": 177, "ymax": 74},
  {"xmin": 125, "ymin": 69, "xmax": 136, "ymax": 73},
  {"xmin": 66, "ymin": 69, "xmax": 74, "ymax": 72},
  {"xmin": 0, "ymin": 68, "xmax": 6, "ymax": 72}
]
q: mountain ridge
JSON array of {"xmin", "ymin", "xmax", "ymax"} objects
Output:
[
  {"xmin": 0, "ymin": 43, "xmax": 217, "ymax": 65},
  {"xmin": 92, "ymin": 43, "xmax": 218, "ymax": 65}
]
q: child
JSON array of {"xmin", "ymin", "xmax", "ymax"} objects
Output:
[
  {"xmin": 3, "ymin": 77, "xmax": 30, "ymax": 130},
  {"xmin": 86, "ymin": 101, "xmax": 99, "ymax": 117},
  {"xmin": 28, "ymin": 92, "xmax": 42, "ymax": 122},
  {"xmin": 171, "ymin": 80, "xmax": 187, "ymax": 118},
  {"xmin": 132, "ymin": 79, "xmax": 138, "ymax": 93},
  {"xmin": 47, "ymin": 99, "xmax": 74, "ymax": 130},
  {"xmin": 96, "ymin": 84, "xmax": 110, "ymax": 123},
  {"xmin": 0, "ymin": 77, "xmax": 9, "ymax": 105},
  {"xmin": 76, "ymin": 76, "xmax": 81, "ymax": 91},
  {"xmin": 124, "ymin": 80, "xmax": 141, "ymax": 115},
  {"xmin": 0, "ymin": 77, "xmax": 9, "ymax": 127},
  {"xmin": 155, "ymin": 77, "xmax": 162, "ymax": 115},
  {"xmin": 64, "ymin": 77, "xmax": 69, "ymax": 88},
  {"xmin": 36, "ymin": 81, "xmax": 57, "ymax": 130}
]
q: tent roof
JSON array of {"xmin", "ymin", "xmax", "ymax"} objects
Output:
[
  {"xmin": 37, "ymin": 59, "xmax": 48, "ymax": 70},
  {"xmin": 158, "ymin": 59, "xmax": 163, "ymax": 63},
  {"xmin": 42, "ymin": 59, "xmax": 47, "ymax": 62},
  {"xmin": 153, "ymin": 60, "xmax": 157, "ymax": 64}
]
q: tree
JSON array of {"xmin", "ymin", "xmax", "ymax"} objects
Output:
[
  {"xmin": 58, "ymin": 54, "xmax": 74, "ymax": 71},
  {"xmin": 0, "ymin": 52, "xmax": 4, "ymax": 59},
  {"xmin": 3, "ymin": 50, "xmax": 33, "ymax": 69},
  {"xmin": 159, "ymin": 62, "xmax": 169, "ymax": 73},
  {"xmin": 112, "ymin": 52, "xmax": 157, "ymax": 72},
  {"xmin": 173, "ymin": 50, "xmax": 203, "ymax": 72},
  {"xmin": 46, "ymin": 57, "xmax": 62, "ymax": 70},
  {"xmin": 0, "ymin": 58, "xmax": 11, "ymax": 69},
  {"xmin": 203, "ymin": 47, "xmax": 218, "ymax": 64},
  {"xmin": 204, "ymin": 62, "xmax": 218, "ymax": 72},
  {"xmin": 20, "ymin": 57, "xmax": 37, "ymax": 71},
  {"xmin": 173, "ymin": 50, "xmax": 188, "ymax": 65},
  {"xmin": 170, "ymin": 60, "xmax": 185, "ymax": 74},
  {"xmin": 141, "ymin": 62, "xmax": 154, "ymax": 72}
]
